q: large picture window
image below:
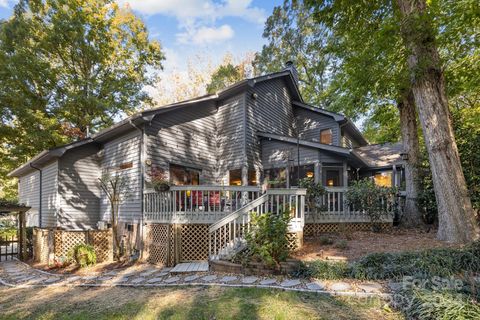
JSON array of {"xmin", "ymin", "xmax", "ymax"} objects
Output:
[
  {"xmin": 229, "ymin": 169, "xmax": 258, "ymax": 186},
  {"xmin": 322, "ymin": 167, "xmax": 343, "ymax": 187},
  {"xmin": 289, "ymin": 164, "xmax": 315, "ymax": 187},
  {"xmin": 169, "ymin": 164, "xmax": 200, "ymax": 185},
  {"xmin": 320, "ymin": 129, "xmax": 333, "ymax": 145}
]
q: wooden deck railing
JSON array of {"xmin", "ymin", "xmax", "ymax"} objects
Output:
[
  {"xmin": 144, "ymin": 186, "xmax": 262, "ymax": 224},
  {"xmin": 305, "ymin": 187, "xmax": 395, "ymax": 223},
  {"xmin": 208, "ymin": 188, "xmax": 306, "ymax": 260}
]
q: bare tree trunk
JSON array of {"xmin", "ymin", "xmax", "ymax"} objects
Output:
[
  {"xmin": 398, "ymin": 90, "xmax": 422, "ymax": 226},
  {"xmin": 396, "ymin": 0, "xmax": 479, "ymax": 243}
]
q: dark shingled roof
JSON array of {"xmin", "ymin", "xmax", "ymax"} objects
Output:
[{"xmin": 353, "ymin": 142, "xmax": 404, "ymax": 168}]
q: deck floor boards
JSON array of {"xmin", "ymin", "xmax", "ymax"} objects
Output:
[{"xmin": 170, "ymin": 262, "xmax": 209, "ymax": 274}]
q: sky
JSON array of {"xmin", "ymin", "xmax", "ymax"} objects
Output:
[{"xmin": 0, "ymin": 0, "xmax": 282, "ymax": 75}]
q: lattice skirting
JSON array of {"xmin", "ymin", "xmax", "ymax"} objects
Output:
[
  {"xmin": 33, "ymin": 229, "xmax": 113, "ymax": 264},
  {"xmin": 286, "ymin": 232, "xmax": 303, "ymax": 251},
  {"xmin": 180, "ymin": 224, "xmax": 209, "ymax": 262},
  {"xmin": 304, "ymin": 223, "xmax": 392, "ymax": 237},
  {"xmin": 145, "ymin": 224, "xmax": 172, "ymax": 266}
]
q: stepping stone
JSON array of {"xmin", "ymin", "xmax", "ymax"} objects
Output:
[
  {"xmin": 220, "ymin": 276, "xmax": 237, "ymax": 283},
  {"xmin": 259, "ymin": 278, "xmax": 277, "ymax": 286},
  {"xmin": 114, "ymin": 276, "xmax": 130, "ymax": 283},
  {"xmin": 184, "ymin": 275, "xmax": 201, "ymax": 282},
  {"xmin": 388, "ymin": 282, "xmax": 402, "ymax": 292},
  {"xmin": 358, "ymin": 283, "xmax": 383, "ymax": 293},
  {"xmin": 63, "ymin": 276, "xmax": 81, "ymax": 283},
  {"xmin": 157, "ymin": 272, "xmax": 169, "ymax": 277},
  {"xmin": 306, "ymin": 281, "xmax": 325, "ymax": 291},
  {"xmin": 98, "ymin": 276, "xmax": 113, "ymax": 282},
  {"xmin": 330, "ymin": 282, "xmax": 352, "ymax": 291},
  {"xmin": 280, "ymin": 279, "xmax": 301, "ymax": 288},
  {"xmin": 147, "ymin": 277, "xmax": 164, "ymax": 284},
  {"xmin": 242, "ymin": 276, "xmax": 258, "ymax": 284},
  {"xmin": 140, "ymin": 270, "xmax": 158, "ymax": 277},
  {"xmin": 44, "ymin": 277, "xmax": 61, "ymax": 283},
  {"xmin": 28, "ymin": 277, "xmax": 48, "ymax": 284},
  {"xmin": 201, "ymin": 275, "xmax": 217, "ymax": 282},
  {"xmin": 130, "ymin": 277, "xmax": 146, "ymax": 284},
  {"xmin": 82, "ymin": 276, "xmax": 97, "ymax": 280},
  {"xmin": 18, "ymin": 276, "xmax": 37, "ymax": 282},
  {"xmin": 104, "ymin": 271, "xmax": 119, "ymax": 276},
  {"xmin": 164, "ymin": 276, "xmax": 180, "ymax": 284}
]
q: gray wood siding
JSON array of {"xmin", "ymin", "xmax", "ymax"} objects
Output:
[
  {"xmin": 40, "ymin": 161, "xmax": 58, "ymax": 228},
  {"xmin": 18, "ymin": 170, "xmax": 40, "ymax": 227},
  {"xmin": 58, "ymin": 144, "xmax": 101, "ymax": 229},
  {"xmin": 215, "ymin": 94, "xmax": 246, "ymax": 180},
  {"xmin": 146, "ymin": 101, "xmax": 221, "ymax": 184},
  {"xmin": 246, "ymin": 78, "xmax": 295, "ymax": 170},
  {"xmin": 295, "ymin": 108, "xmax": 340, "ymax": 146},
  {"xmin": 261, "ymin": 140, "xmax": 319, "ymax": 169},
  {"xmin": 100, "ymin": 130, "xmax": 142, "ymax": 222}
]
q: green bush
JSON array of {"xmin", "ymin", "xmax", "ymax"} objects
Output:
[
  {"xmin": 291, "ymin": 260, "xmax": 348, "ymax": 280},
  {"xmin": 0, "ymin": 219, "xmax": 17, "ymax": 238},
  {"xmin": 318, "ymin": 236, "xmax": 334, "ymax": 245},
  {"xmin": 72, "ymin": 244, "xmax": 97, "ymax": 268},
  {"xmin": 245, "ymin": 211, "xmax": 292, "ymax": 268},
  {"xmin": 299, "ymin": 177, "xmax": 326, "ymax": 211},
  {"xmin": 345, "ymin": 179, "xmax": 397, "ymax": 230},
  {"xmin": 349, "ymin": 242, "xmax": 480, "ymax": 280},
  {"xmin": 395, "ymin": 288, "xmax": 480, "ymax": 320}
]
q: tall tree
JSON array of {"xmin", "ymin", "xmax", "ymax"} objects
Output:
[
  {"xmin": 0, "ymin": 0, "xmax": 164, "ymax": 199},
  {"xmin": 395, "ymin": 0, "xmax": 479, "ymax": 242},
  {"xmin": 254, "ymin": 0, "xmax": 335, "ymax": 107}
]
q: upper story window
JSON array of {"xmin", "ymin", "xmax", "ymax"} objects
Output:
[{"xmin": 320, "ymin": 129, "xmax": 333, "ymax": 145}]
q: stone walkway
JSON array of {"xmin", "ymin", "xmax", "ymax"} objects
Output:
[{"xmin": 0, "ymin": 259, "xmax": 388, "ymax": 298}]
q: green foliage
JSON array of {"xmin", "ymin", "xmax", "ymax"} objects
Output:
[
  {"xmin": 0, "ymin": 0, "xmax": 164, "ymax": 198},
  {"xmin": 396, "ymin": 288, "xmax": 480, "ymax": 320},
  {"xmin": 206, "ymin": 63, "xmax": 244, "ymax": 94},
  {"xmin": 72, "ymin": 244, "xmax": 97, "ymax": 268},
  {"xmin": 334, "ymin": 240, "xmax": 349, "ymax": 250},
  {"xmin": 254, "ymin": 0, "xmax": 334, "ymax": 107},
  {"xmin": 349, "ymin": 242, "xmax": 480, "ymax": 281},
  {"xmin": 0, "ymin": 219, "xmax": 17, "ymax": 238},
  {"xmin": 318, "ymin": 236, "xmax": 334, "ymax": 245},
  {"xmin": 291, "ymin": 260, "xmax": 349, "ymax": 280},
  {"xmin": 299, "ymin": 177, "xmax": 326, "ymax": 211},
  {"xmin": 345, "ymin": 179, "xmax": 397, "ymax": 229},
  {"xmin": 245, "ymin": 211, "xmax": 293, "ymax": 268}
]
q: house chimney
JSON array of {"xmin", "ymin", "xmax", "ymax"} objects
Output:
[{"xmin": 284, "ymin": 60, "xmax": 299, "ymax": 84}]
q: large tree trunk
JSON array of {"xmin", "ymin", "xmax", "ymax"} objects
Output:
[
  {"xmin": 396, "ymin": 0, "xmax": 479, "ymax": 243},
  {"xmin": 398, "ymin": 90, "xmax": 422, "ymax": 226}
]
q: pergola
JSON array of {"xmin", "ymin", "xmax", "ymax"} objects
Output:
[{"xmin": 0, "ymin": 202, "xmax": 30, "ymax": 260}]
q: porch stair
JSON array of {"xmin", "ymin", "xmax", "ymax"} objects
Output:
[
  {"xmin": 208, "ymin": 189, "xmax": 306, "ymax": 261},
  {"xmin": 170, "ymin": 262, "xmax": 209, "ymax": 274}
]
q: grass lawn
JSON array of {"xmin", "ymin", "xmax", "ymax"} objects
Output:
[{"xmin": 0, "ymin": 286, "xmax": 402, "ymax": 320}]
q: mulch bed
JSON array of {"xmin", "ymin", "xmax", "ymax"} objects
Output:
[{"xmin": 292, "ymin": 227, "xmax": 461, "ymax": 262}]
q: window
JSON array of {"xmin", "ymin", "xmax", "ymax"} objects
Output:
[
  {"xmin": 374, "ymin": 171, "xmax": 392, "ymax": 187},
  {"xmin": 289, "ymin": 164, "xmax": 315, "ymax": 187},
  {"xmin": 322, "ymin": 167, "xmax": 343, "ymax": 187},
  {"xmin": 320, "ymin": 129, "xmax": 333, "ymax": 145},
  {"xmin": 169, "ymin": 164, "xmax": 200, "ymax": 185},
  {"xmin": 229, "ymin": 169, "xmax": 258, "ymax": 186},
  {"xmin": 264, "ymin": 168, "xmax": 287, "ymax": 188},
  {"xmin": 229, "ymin": 169, "xmax": 242, "ymax": 186},
  {"xmin": 118, "ymin": 162, "xmax": 133, "ymax": 170}
]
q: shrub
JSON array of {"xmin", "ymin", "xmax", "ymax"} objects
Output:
[
  {"xmin": 299, "ymin": 177, "xmax": 325, "ymax": 211},
  {"xmin": 0, "ymin": 219, "xmax": 17, "ymax": 238},
  {"xmin": 349, "ymin": 243, "xmax": 480, "ymax": 280},
  {"xmin": 345, "ymin": 179, "xmax": 397, "ymax": 231},
  {"xmin": 318, "ymin": 236, "xmax": 334, "ymax": 245},
  {"xmin": 245, "ymin": 211, "xmax": 292, "ymax": 268},
  {"xmin": 291, "ymin": 260, "xmax": 348, "ymax": 280},
  {"xmin": 334, "ymin": 240, "xmax": 349, "ymax": 250},
  {"xmin": 395, "ymin": 288, "xmax": 480, "ymax": 320},
  {"xmin": 72, "ymin": 244, "xmax": 97, "ymax": 268}
]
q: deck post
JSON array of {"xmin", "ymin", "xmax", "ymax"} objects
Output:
[
  {"xmin": 343, "ymin": 162, "xmax": 348, "ymax": 187},
  {"xmin": 314, "ymin": 161, "xmax": 321, "ymax": 184}
]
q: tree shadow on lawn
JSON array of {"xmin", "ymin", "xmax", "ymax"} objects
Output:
[{"xmin": 0, "ymin": 285, "xmax": 399, "ymax": 320}]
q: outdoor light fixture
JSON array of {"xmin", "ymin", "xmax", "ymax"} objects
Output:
[
  {"xmin": 401, "ymin": 152, "xmax": 409, "ymax": 161},
  {"xmin": 306, "ymin": 171, "xmax": 314, "ymax": 178},
  {"xmin": 327, "ymin": 179, "xmax": 334, "ymax": 186}
]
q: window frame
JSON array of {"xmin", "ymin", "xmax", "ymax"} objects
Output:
[{"xmin": 320, "ymin": 128, "xmax": 333, "ymax": 145}]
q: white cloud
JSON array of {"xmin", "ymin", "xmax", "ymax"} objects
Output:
[
  {"xmin": 177, "ymin": 24, "xmax": 234, "ymax": 45},
  {"xmin": 119, "ymin": 0, "xmax": 266, "ymax": 24},
  {"xmin": 119, "ymin": 0, "xmax": 266, "ymax": 45},
  {"xmin": 0, "ymin": 0, "xmax": 10, "ymax": 8}
]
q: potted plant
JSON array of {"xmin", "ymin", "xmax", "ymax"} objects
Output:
[{"xmin": 150, "ymin": 166, "xmax": 170, "ymax": 192}]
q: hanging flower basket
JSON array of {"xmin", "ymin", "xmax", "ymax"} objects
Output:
[{"xmin": 153, "ymin": 181, "xmax": 170, "ymax": 192}]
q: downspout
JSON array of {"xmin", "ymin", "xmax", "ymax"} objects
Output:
[
  {"xmin": 129, "ymin": 120, "xmax": 145, "ymax": 258},
  {"xmin": 30, "ymin": 163, "xmax": 42, "ymax": 228}
]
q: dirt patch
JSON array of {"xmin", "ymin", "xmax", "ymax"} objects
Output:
[
  {"xmin": 27, "ymin": 259, "xmax": 151, "ymax": 276},
  {"xmin": 293, "ymin": 227, "xmax": 461, "ymax": 262}
]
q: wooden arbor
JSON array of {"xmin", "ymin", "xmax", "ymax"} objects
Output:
[{"xmin": 0, "ymin": 202, "xmax": 30, "ymax": 261}]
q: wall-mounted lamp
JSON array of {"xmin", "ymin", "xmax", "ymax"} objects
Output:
[
  {"xmin": 251, "ymin": 92, "xmax": 258, "ymax": 100},
  {"xmin": 400, "ymin": 152, "xmax": 409, "ymax": 161},
  {"xmin": 145, "ymin": 159, "xmax": 152, "ymax": 166}
]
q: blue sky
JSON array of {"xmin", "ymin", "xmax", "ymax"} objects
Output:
[{"xmin": 0, "ymin": 0, "xmax": 282, "ymax": 73}]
